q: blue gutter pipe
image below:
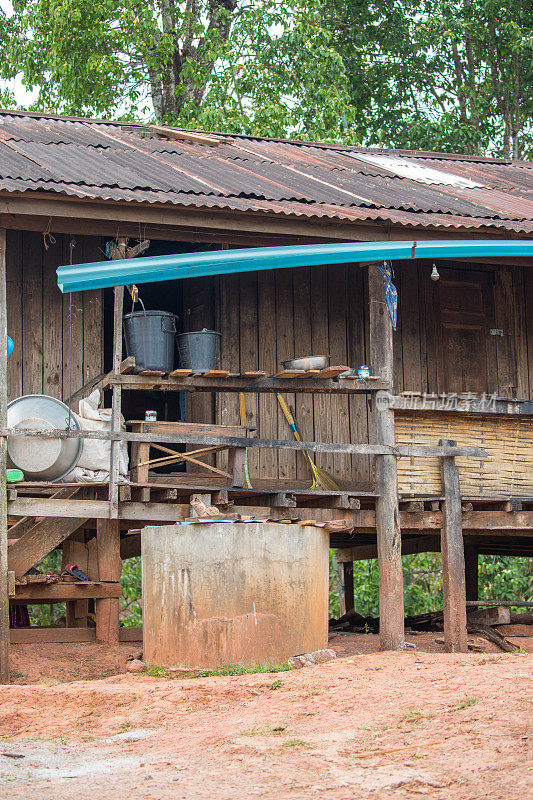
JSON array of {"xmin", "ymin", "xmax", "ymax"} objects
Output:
[{"xmin": 56, "ymin": 239, "xmax": 533, "ymax": 293}]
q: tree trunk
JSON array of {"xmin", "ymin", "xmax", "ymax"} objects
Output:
[{"xmin": 148, "ymin": 0, "xmax": 237, "ymax": 122}]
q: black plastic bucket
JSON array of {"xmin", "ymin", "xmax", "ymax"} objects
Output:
[
  {"xmin": 177, "ymin": 329, "xmax": 221, "ymax": 373},
  {"xmin": 123, "ymin": 310, "xmax": 178, "ymax": 372}
]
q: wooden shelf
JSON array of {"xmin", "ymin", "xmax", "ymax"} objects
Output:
[{"xmin": 102, "ymin": 370, "xmax": 388, "ymax": 394}]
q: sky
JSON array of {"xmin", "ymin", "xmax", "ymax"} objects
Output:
[{"xmin": 0, "ymin": 0, "xmax": 38, "ymax": 107}]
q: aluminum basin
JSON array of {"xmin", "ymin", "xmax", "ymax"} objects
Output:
[
  {"xmin": 7, "ymin": 395, "xmax": 82, "ymax": 481},
  {"xmin": 282, "ymin": 355, "xmax": 330, "ymax": 371}
]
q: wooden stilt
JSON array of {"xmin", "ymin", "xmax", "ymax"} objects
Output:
[
  {"xmin": 0, "ymin": 228, "xmax": 8, "ymax": 683},
  {"xmin": 464, "ymin": 544, "xmax": 479, "ymax": 601},
  {"xmin": 439, "ymin": 438, "xmax": 468, "ymax": 653},
  {"xmin": 95, "ymin": 518, "xmax": 121, "ymax": 644},
  {"xmin": 368, "ymin": 262, "xmax": 404, "ymax": 650},
  {"xmin": 342, "ymin": 561, "xmax": 354, "ymax": 614}
]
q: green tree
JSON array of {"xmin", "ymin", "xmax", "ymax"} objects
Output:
[
  {"xmin": 0, "ymin": 0, "xmax": 351, "ymax": 139},
  {"xmin": 324, "ymin": 0, "xmax": 533, "ymax": 157}
]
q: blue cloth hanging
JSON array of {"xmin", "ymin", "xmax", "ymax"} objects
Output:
[{"xmin": 378, "ymin": 261, "xmax": 397, "ymax": 331}]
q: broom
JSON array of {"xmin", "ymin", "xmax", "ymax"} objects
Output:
[
  {"xmin": 239, "ymin": 392, "xmax": 253, "ymax": 489},
  {"xmin": 276, "ymin": 393, "xmax": 341, "ymax": 491}
]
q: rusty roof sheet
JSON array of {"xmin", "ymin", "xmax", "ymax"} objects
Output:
[{"xmin": 1, "ymin": 110, "xmax": 533, "ymax": 233}]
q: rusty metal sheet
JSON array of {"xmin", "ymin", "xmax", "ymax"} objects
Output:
[
  {"xmin": 1, "ymin": 111, "xmax": 533, "ymax": 232},
  {"xmin": 2, "ymin": 176, "xmax": 533, "ymax": 234}
]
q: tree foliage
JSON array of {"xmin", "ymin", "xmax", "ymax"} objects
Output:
[
  {"xmin": 0, "ymin": 0, "xmax": 351, "ymax": 140},
  {"xmin": 324, "ymin": 0, "xmax": 533, "ymax": 157},
  {"xmin": 329, "ymin": 551, "xmax": 533, "ymax": 620}
]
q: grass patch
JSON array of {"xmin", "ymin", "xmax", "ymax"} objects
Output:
[
  {"xmin": 144, "ymin": 664, "xmax": 173, "ymax": 678},
  {"xmin": 141, "ymin": 661, "xmax": 293, "ymax": 680},
  {"xmin": 241, "ymin": 725, "xmax": 287, "ymax": 737},
  {"xmin": 281, "ymin": 738, "xmax": 307, "ymax": 749},
  {"xmin": 179, "ymin": 662, "xmax": 292, "ymax": 679},
  {"xmin": 399, "ymin": 709, "xmax": 425, "ymax": 724},
  {"xmin": 451, "ymin": 696, "xmax": 480, "ymax": 710}
]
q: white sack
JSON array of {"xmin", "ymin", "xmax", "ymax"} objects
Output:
[{"xmin": 62, "ymin": 388, "xmax": 129, "ymax": 483}]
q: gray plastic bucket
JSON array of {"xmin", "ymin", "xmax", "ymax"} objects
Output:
[
  {"xmin": 177, "ymin": 329, "xmax": 221, "ymax": 373},
  {"xmin": 123, "ymin": 310, "xmax": 178, "ymax": 372}
]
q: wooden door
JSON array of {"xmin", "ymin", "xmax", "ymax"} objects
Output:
[{"xmin": 433, "ymin": 267, "xmax": 496, "ymax": 394}]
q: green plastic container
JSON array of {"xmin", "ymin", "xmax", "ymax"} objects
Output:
[{"xmin": 6, "ymin": 468, "xmax": 24, "ymax": 483}]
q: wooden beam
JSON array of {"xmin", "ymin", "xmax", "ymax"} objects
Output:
[
  {"xmin": 0, "ymin": 427, "xmax": 487, "ymax": 459},
  {"xmin": 109, "ymin": 284, "xmax": 124, "ymax": 519},
  {"xmin": 9, "ymin": 624, "xmax": 142, "ymax": 644},
  {"xmin": 95, "ymin": 519, "xmax": 121, "ymax": 645},
  {"xmin": 0, "ymin": 227, "xmax": 8, "ymax": 683},
  {"xmin": 335, "ymin": 535, "xmax": 441, "ymax": 562},
  {"xmin": 7, "ymin": 517, "xmax": 88, "ymax": 578},
  {"xmin": 2, "ymin": 194, "xmax": 532, "ymax": 244},
  {"xmin": 14, "ymin": 581, "xmax": 121, "ymax": 601},
  {"xmin": 10, "ymin": 627, "xmax": 97, "ymax": 644},
  {"xmin": 369, "ymin": 262, "xmax": 404, "ymax": 650},
  {"xmin": 104, "ymin": 373, "xmax": 389, "ymax": 394},
  {"xmin": 440, "ymin": 438, "xmax": 468, "ymax": 653},
  {"xmin": 148, "ymin": 124, "xmax": 223, "ymax": 146}
]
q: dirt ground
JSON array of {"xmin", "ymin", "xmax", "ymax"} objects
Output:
[
  {"xmin": 1, "ymin": 636, "xmax": 532, "ymax": 800},
  {"xmin": 6, "ymin": 627, "xmax": 533, "ymax": 686}
]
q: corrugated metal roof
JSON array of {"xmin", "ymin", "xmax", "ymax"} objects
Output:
[{"xmin": 1, "ymin": 110, "xmax": 533, "ymax": 233}]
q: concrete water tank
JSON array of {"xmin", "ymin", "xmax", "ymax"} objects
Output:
[{"xmin": 141, "ymin": 522, "xmax": 329, "ymax": 669}]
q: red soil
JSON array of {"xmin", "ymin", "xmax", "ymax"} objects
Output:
[{"xmin": 1, "ymin": 639, "xmax": 532, "ymax": 799}]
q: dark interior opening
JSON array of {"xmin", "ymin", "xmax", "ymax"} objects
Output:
[{"xmin": 103, "ymin": 238, "xmax": 218, "ymax": 475}]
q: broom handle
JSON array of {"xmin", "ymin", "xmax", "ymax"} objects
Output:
[
  {"xmin": 239, "ymin": 392, "xmax": 252, "ymax": 489},
  {"xmin": 276, "ymin": 394, "xmax": 320, "ymax": 474}
]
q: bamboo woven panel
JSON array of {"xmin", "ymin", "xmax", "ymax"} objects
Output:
[{"xmin": 395, "ymin": 412, "xmax": 533, "ymax": 498}]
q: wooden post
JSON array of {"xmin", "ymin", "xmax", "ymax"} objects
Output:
[
  {"xmin": 109, "ymin": 284, "xmax": 124, "ymax": 519},
  {"xmin": 368, "ymin": 262, "xmax": 404, "ymax": 650},
  {"xmin": 95, "ymin": 518, "xmax": 121, "ymax": 644},
  {"xmin": 464, "ymin": 544, "xmax": 479, "ymax": 601},
  {"xmin": 439, "ymin": 438, "xmax": 467, "ymax": 653},
  {"xmin": 0, "ymin": 228, "xmax": 8, "ymax": 683},
  {"xmin": 62, "ymin": 538, "xmax": 89, "ymax": 627},
  {"xmin": 342, "ymin": 562, "xmax": 354, "ymax": 614}
]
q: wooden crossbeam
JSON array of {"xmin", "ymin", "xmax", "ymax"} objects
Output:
[{"xmin": 0, "ymin": 427, "xmax": 487, "ymax": 458}]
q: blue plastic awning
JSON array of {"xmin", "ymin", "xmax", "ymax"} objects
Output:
[{"xmin": 56, "ymin": 239, "xmax": 533, "ymax": 293}]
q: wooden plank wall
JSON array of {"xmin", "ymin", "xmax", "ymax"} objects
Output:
[
  {"xmin": 6, "ymin": 230, "xmax": 104, "ymax": 404},
  {"xmin": 214, "ymin": 260, "xmax": 532, "ymax": 488},
  {"xmin": 400, "ymin": 261, "xmax": 532, "ymax": 399},
  {"xmin": 7, "ymin": 226, "xmax": 529, "ymax": 490},
  {"xmin": 215, "ymin": 264, "xmax": 372, "ymax": 488}
]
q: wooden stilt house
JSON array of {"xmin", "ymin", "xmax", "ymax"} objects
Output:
[{"xmin": 0, "ymin": 110, "xmax": 532, "ymax": 676}]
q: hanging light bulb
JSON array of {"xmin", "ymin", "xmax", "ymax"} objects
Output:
[{"xmin": 431, "ymin": 263, "xmax": 440, "ymax": 281}]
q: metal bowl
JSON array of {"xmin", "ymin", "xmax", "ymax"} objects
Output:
[
  {"xmin": 282, "ymin": 355, "xmax": 330, "ymax": 371},
  {"xmin": 7, "ymin": 395, "xmax": 82, "ymax": 481}
]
